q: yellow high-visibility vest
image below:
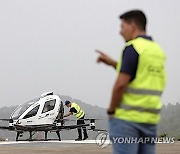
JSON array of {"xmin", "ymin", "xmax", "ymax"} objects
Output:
[
  {"xmin": 71, "ymin": 102, "xmax": 85, "ymax": 119},
  {"xmin": 115, "ymin": 37, "xmax": 167, "ymax": 124}
]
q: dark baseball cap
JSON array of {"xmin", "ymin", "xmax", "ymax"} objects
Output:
[{"xmin": 65, "ymin": 100, "xmax": 71, "ymax": 105}]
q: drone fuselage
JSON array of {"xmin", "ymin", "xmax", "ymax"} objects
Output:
[{"xmin": 9, "ymin": 93, "xmax": 64, "ymax": 128}]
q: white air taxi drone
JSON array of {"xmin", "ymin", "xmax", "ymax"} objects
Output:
[{"xmin": 0, "ymin": 92, "xmax": 103, "ymax": 141}]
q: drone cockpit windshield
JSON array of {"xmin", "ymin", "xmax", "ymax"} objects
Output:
[{"xmin": 10, "ymin": 97, "xmax": 40, "ymax": 120}]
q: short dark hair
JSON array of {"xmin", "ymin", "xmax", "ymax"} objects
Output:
[{"xmin": 120, "ymin": 10, "xmax": 147, "ymax": 31}]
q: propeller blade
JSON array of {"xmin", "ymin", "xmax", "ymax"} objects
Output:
[
  {"xmin": 0, "ymin": 119, "xmax": 10, "ymax": 121},
  {"xmin": 0, "ymin": 126, "xmax": 10, "ymax": 130},
  {"xmin": 58, "ymin": 123, "xmax": 90, "ymax": 130},
  {"xmin": 84, "ymin": 118, "xmax": 105, "ymax": 121},
  {"xmin": 56, "ymin": 119, "xmax": 71, "ymax": 121},
  {"xmin": 61, "ymin": 118, "xmax": 105, "ymax": 121},
  {"xmin": 89, "ymin": 129, "xmax": 108, "ymax": 132}
]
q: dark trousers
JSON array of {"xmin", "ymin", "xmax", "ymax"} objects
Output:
[{"xmin": 77, "ymin": 115, "xmax": 88, "ymax": 139}]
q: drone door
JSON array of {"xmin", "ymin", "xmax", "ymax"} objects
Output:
[{"xmin": 38, "ymin": 99, "xmax": 58, "ymax": 124}]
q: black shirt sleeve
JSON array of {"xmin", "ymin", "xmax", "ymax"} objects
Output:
[
  {"xmin": 120, "ymin": 45, "xmax": 139, "ymax": 81},
  {"xmin": 69, "ymin": 107, "xmax": 77, "ymax": 113}
]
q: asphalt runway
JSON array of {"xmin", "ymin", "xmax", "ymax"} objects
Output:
[
  {"xmin": 0, "ymin": 140, "xmax": 111, "ymax": 154},
  {"xmin": 0, "ymin": 141, "xmax": 180, "ymax": 154}
]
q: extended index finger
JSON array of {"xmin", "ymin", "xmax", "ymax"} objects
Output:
[{"xmin": 95, "ymin": 49, "xmax": 105, "ymax": 55}]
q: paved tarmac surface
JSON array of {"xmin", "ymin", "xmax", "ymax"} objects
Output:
[
  {"xmin": 0, "ymin": 141, "xmax": 180, "ymax": 154},
  {"xmin": 0, "ymin": 140, "xmax": 111, "ymax": 154}
]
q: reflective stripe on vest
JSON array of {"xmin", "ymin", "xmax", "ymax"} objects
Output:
[
  {"xmin": 126, "ymin": 87, "xmax": 162, "ymax": 96},
  {"xmin": 119, "ymin": 103, "xmax": 161, "ymax": 114},
  {"xmin": 76, "ymin": 110, "xmax": 85, "ymax": 119},
  {"xmin": 71, "ymin": 103, "xmax": 85, "ymax": 119},
  {"xmin": 114, "ymin": 37, "xmax": 166, "ymax": 124}
]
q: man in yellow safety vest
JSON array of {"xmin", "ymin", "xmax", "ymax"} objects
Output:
[
  {"xmin": 96, "ymin": 10, "xmax": 166, "ymax": 154},
  {"xmin": 64, "ymin": 100, "xmax": 88, "ymax": 141}
]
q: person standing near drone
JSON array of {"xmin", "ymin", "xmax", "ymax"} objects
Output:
[
  {"xmin": 64, "ymin": 100, "xmax": 88, "ymax": 141},
  {"xmin": 96, "ymin": 10, "xmax": 166, "ymax": 154}
]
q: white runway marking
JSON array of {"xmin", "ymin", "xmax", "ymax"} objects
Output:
[
  {"xmin": 0, "ymin": 140, "xmax": 111, "ymax": 145},
  {"xmin": 0, "ymin": 141, "xmax": 30, "ymax": 145}
]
